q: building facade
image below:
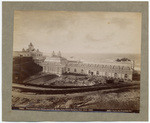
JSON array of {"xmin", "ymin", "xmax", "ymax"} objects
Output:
[
  {"xmin": 42, "ymin": 51, "xmax": 68, "ymax": 75},
  {"xmin": 13, "ymin": 43, "xmax": 46, "ymax": 64},
  {"xmin": 42, "ymin": 51, "xmax": 134, "ymax": 81}
]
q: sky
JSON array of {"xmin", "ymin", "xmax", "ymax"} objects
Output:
[{"xmin": 13, "ymin": 11, "xmax": 141, "ymax": 54}]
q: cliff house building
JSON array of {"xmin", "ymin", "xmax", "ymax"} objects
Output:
[{"xmin": 13, "ymin": 43, "xmax": 46, "ymax": 64}]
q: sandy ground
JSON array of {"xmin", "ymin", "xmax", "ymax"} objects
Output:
[{"xmin": 12, "ymin": 74, "xmax": 140, "ymax": 113}]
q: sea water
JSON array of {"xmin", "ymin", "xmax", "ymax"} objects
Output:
[{"xmin": 44, "ymin": 53, "xmax": 141, "ymax": 71}]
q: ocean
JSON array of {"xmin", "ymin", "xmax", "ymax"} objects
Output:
[{"xmin": 43, "ymin": 53, "xmax": 141, "ymax": 71}]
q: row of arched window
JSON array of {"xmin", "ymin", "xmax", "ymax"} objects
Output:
[
  {"xmin": 36, "ymin": 54, "xmax": 42, "ymax": 57},
  {"xmin": 67, "ymin": 68, "xmax": 128, "ymax": 78},
  {"xmin": 68, "ymin": 64, "xmax": 130, "ymax": 70},
  {"xmin": 43, "ymin": 66, "xmax": 61, "ymax": 73},
  {"xmin": 20, "ymin": 53, "xmax": 30, "ymax": 57}
]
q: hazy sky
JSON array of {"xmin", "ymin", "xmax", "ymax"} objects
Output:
[{"xmin": 13, "ymin": 11, "xmax": 141, "ymax": 54}]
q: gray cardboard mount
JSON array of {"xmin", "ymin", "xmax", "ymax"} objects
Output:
[{"xmin": 2, "ymin": 2, "xmax": 148, "ymax": 121}]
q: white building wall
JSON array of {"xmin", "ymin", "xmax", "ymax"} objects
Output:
[{"xmin": 42, "ymin": 59, "xmax": 133, "ymax": 81}]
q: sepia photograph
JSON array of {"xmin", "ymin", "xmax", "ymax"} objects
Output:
[{"xmin": 12, "ymin": 11, "xmax": 141, "ymax": 113}]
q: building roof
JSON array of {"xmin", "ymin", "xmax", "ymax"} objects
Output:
[{"xmin": 45, "ymin": 55, "xmax": 68, "ymax": 65}]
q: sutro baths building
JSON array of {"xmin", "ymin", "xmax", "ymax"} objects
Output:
[
  {"xmin": 42, "ymin": 51, "xmax": 134, "ymax": 81},
  {"xmin": 13, "ymin": 43, "xmax": 134, "ymax": 81}
]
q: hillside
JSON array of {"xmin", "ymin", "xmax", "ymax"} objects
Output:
[{"xmin": 13, "ymin": 56, "xmax": 43, "ymax": 83}]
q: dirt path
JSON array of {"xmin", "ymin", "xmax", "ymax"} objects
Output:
[{"xmin": 12, "ymin": 82, "xmax": 139, "ymax": 95}]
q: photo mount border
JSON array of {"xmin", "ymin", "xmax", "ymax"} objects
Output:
[{"xmin": 2, "ymin": 2, "xmax": 148, "ymax": 121}]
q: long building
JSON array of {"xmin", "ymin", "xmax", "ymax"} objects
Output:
[{"xmin": 42, "ymin": 51, "xmax": 134, "ymax": 81}]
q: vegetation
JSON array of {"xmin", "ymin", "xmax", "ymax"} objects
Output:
[
  {"xmin": 12, "ymin": 73, "xmax": 140, "ymax": 113},
  {"xmin": 116, "ymin": 58, "xmax": 131, "ymax": 62},
  {"xmin": 12, "ymin": 83, "xmax": 140, "ymax": 112},
  {"xmin": 132, "ymin": 70, "xmax": 140, "ymax": 81},
  {"xmin": 20, "ymin": 73, "xmax": 133, "ymax": 88}
]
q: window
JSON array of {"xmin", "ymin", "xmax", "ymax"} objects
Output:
[
  {"xmin": 74, "ymin": 69, "xmax": 77, "ymax": 72},
  {"xmin": 96, "ymin": 71, "xmax": 99, "ymax": 75},
  {"xmin": 114, "ymin": 73, "xmax": 118, "ymax": 78},
  {"xmin": 81, "ymin": 69, "xmax": 84, "ymax": 73},
  {"xmin": 124, "ymin": 74, "xmax": 128, "ymax": 79},
  {"xmin": 68, "ymin": 68, "xmax": 70, "ymax": 71}
]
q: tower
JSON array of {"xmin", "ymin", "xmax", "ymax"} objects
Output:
[
  {"xmin": 22, "ymin": 48, "xmax": 25, "ymax": 51},
  {"xmin": 28, "ymin": 42, "xmax": 35, "ymax": 51},
  {"xmin": 58, "ymin": 51, "xmax": 61, "ymax": 57},
  {"xmin": 52, "ymin": 51, "xmax": 55, "ymax": 57}
]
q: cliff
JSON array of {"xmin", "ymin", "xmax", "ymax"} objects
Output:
[{"xmin": 13, "ymin": 56, "xmax": 43, "ymax": 83}]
